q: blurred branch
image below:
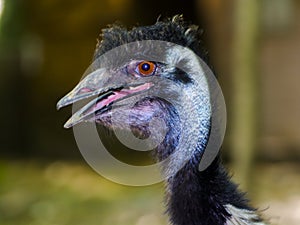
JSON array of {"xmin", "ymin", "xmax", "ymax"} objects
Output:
[{"xmin": 230, "ymin": 0, "xmax": 261, "ymax": 190}]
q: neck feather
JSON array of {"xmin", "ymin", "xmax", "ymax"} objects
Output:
[
  {"xmin": 141, "ymin": 99, "xmax": 264, "ymax": 225},
  {"xmin": 166, "ymin": 155, "xmax": 256, "ymax": 225},
  {"xmin": 156, "ymin": 111, "xmax": 262, "ymax": 225}
]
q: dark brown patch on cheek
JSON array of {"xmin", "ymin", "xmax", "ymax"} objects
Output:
[{"xmin": 130, "ymin": 124, "xmax": 151, "ymax": 140}]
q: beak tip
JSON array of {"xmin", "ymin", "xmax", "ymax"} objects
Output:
[
  {"xmin": 63, "ymin": 124, "xmax": 71, "ymax": 129},
  {"xmin": 57, "ymin": 92, "xmax": 75, "ymax": 111},
  {"xmin": 56, "ymin": 104, "xmax": 62, "ymax": 111},
  {"xmin": 64, "ymin": 118, "xmax": 74, "ymax": 129},
  {"xmin": 56, "ymin": 98, "xmax": 66, "ymax": 110}
]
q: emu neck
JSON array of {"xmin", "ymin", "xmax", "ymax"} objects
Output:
[
  {"xmin": 165, "ymin": 156, "xmax": 252, "ymax": 225},
  {"xmin": 143, "ymin": 100, "xmax": 253, "ymax": 224}
]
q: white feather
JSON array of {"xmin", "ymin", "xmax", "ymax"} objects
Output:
[{"xmin": 225, "ymin": 204, "xmax": 267, "ymax": 225}]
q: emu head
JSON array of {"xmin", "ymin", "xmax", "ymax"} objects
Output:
[{"xmin": 57, "ymin": 16, "xmax": 224, "ymax": 179}]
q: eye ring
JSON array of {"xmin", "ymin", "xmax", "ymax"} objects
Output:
[{"xmin": 137, "ymin": 61, "xmax": 156, "ymax": 76}]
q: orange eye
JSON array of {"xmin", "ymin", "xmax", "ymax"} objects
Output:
[{"xmin": 138, "ymin": 61, "xmax": 156, "ymax": 76}]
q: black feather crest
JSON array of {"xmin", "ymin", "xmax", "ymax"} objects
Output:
[{"xmin": 94, "ymin": 15, "xmax": 208, "ymax": 63}]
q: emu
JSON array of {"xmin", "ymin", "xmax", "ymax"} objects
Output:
[{"xmin": 57, "ymin": 16, "xmax": 266, "ymax": 225}]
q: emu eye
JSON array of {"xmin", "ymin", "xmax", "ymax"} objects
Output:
[{"xmin": 137, "ymin": 61, "xmax": 156, "ymax": 76}]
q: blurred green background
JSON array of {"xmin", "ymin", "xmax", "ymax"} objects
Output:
[{"xmin": 0, "ymin": 0, "xmax": 300, "ymax": 224}]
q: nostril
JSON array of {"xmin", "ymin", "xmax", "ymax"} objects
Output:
[{"xmin": 78, "ymin": 87, "xmax": 93, "ymax": 94}]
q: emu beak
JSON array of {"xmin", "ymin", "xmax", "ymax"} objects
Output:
[
  {"xmin": 57, "ymin": 68, "xmax": 153, "ymax": 129},
  {"xmin": 57, "ymin": 68, "xmax": 109, "ymax": 110}
]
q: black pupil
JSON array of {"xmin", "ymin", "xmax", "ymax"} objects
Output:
[{"xmin": 141, "ymin": 63, "xmax": 150, "ymax": 71}]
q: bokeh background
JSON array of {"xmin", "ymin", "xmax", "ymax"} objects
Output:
[{"xmin": 1, "ymin": 0, "xmax": 300, "ymax": 224}]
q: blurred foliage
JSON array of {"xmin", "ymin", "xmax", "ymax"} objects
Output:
[
  {"xmin": 0, "ymin": 160, "xmax": 167, "ymax": 225},
  {"xmin": 0, "ymin": 160, "xmax": 300, "ymax": 225}
]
